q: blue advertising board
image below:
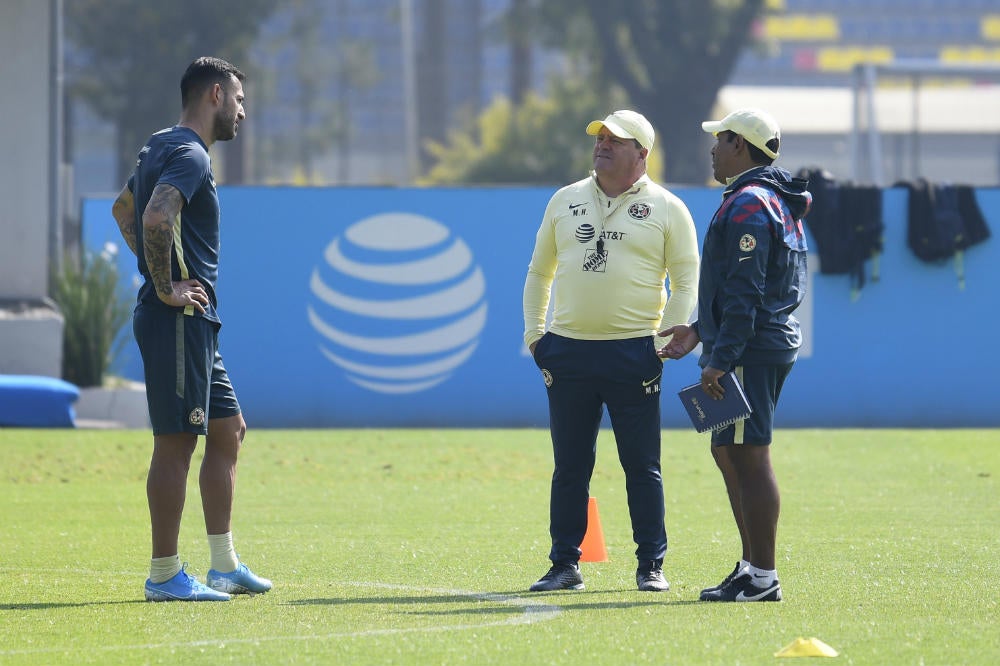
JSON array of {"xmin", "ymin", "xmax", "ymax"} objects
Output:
[{"xmin": 82, "ymin": 185, "xmax": 1000, "ymax": 428}]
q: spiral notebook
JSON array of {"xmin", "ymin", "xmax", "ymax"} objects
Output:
[{"xmin": 677, "ymin": 372, "xmax": 753, "ymax": 434}]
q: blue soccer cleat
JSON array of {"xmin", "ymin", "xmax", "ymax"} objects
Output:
[
  {"xmin": 206, "ymin": 562, "xmax": 272, "ymax": 595},
  {"xmin": 144, "ymin": 564, "xmax": 231, "ymax": 602}
]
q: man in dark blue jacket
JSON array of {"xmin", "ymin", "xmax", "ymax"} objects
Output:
[{"xmin": 660, "ymin": 108, "xmax": 811, "ymax": 602}]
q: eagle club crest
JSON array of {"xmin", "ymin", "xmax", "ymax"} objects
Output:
[
  {"xmin": 628, "ymin": 202, "xmax": 651, "ymax": 220},
  {"xmin": 188, "ymin": 407, "xmax": 206, "ymax": 426}
]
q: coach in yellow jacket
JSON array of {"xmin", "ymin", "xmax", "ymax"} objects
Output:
[{"xmin": 523, "ymin": 110, "xmax": 699, "ymax": 593}]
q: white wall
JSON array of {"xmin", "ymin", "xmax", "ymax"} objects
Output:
[
  {"xmin": 0, "ymin": 1, "xmax": 64, "ymax": 378},
  {"xmin": 717, "ymin": 84, "xmax": 1000, "ymax": 186},
  {"xmin": 0, "ymin": 1, "xmax": 53, "ymax": 300}
]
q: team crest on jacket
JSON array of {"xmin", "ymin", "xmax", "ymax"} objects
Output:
[
  {"xmin": 541, "ymin": 368, "xmax": 554, "ymax": 388},
  {"xmin": 628, "ymin": 202, "xmax": 651, "ymax": 220},
  {"xmin": 739, "ymin": 234, "xmax": 757, "ymax": 252}
]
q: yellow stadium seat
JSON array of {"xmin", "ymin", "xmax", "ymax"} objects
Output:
[
  {"xmin": 941, "ymin": 46, "xmax": 1000, "ymax": 64},
  {"xmin": 981, "ymin": 16, "xmax": 1000, "ymax": 41},
  {"xmin": 763, "ymin": 14, "xmax": 840, "ymax": 41},
  {"xmin": 816, "ymin": 46, "xmax": 895, "ymax": 72}
]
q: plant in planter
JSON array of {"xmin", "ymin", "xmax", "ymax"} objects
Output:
[{"xmin": 52, "ymin": 243, "xmax": 133, "ymax": 388}]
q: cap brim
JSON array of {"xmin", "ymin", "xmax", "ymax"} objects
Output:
[
  {"xmin": 587, "ymin": 119, "xmax": 631, "ymax": 140},
  {"xmin": 701, "ymin": 120, "xmax": 725, "ymax": 134},
  {"xmin": 586, "ymin": 118, "xmax": 652, "ymax": 150}
]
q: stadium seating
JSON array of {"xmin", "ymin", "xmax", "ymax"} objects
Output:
[{"xmin": 733, "ymin": 0, "xmax": 998, "ymax": 85}]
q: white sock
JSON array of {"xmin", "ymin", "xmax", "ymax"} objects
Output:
[
  {"xmin": 149, "ymin": 555, "xmax": 181, "ymax": 584},
  {"xmin": 738, "ymin": 559, "xmax": 750, "ymax": 573},
  {"xmin": 208, "ymin": 532, "xmax": 239, "ymax": 573},
  {"xmin": 748, "ymin": 564, "xmax": 777, "ymax": 586}
]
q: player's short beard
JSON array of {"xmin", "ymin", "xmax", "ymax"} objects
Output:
[{"xmin": 213, "ymin": 98, "xmax": 238, "ymax": 142}]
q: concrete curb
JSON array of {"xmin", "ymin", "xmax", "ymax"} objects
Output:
[{"xmin": 76, "ymin": 383, "xmax": 149, "ymax": 429}]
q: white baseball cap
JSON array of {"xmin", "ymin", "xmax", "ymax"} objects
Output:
[
  {"xmin": 586, "ymin": 110, "xmax": 654, "ymax": 151},
  {"xmin": 701, "ymin": 108, "xmax": 780, "ymax": 159}
]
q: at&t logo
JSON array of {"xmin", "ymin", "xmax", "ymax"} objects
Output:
[{"xmin": 307, "ymin": 213, "xmax": 487, "ymax": 394}]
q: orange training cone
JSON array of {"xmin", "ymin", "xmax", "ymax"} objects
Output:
[{"xmin": 579, "ymin": 496, "xmax": 609, "ymax": 562}]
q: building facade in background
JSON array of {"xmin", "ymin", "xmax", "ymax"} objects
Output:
[{"xmin": 65, "ymin": 0, "xmax": 1000, "ymax": 204}]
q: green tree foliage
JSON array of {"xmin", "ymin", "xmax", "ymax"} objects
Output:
[
  {"xmin": 426, "ymin": 0, "xmax": 763, "ymax": 186},
  {"xmin": 419, "ymin": 78, "xmax": 668, "ymax": 187},
  {"xmin": 65, "ymin": 0, "xmax": 282, "ymax": 185},
  {"xmin": 532, "ymin": 0, "xmax": 765, "ymax": 184},
  {"xmin": 420, "ymin": 79, "xmax": 599, "ymax": 185},
  {"xmin": 421, "ymin": 76, "xmax": 655, "ymax": 186}
]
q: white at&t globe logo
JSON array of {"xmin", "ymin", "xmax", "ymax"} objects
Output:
[{"xmin": 307, "ymin": 213, "xmax": 488, "ymax": 394}]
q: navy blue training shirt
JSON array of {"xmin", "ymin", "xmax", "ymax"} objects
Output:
[{"xmin": 127, "ymin": 126, "xmax": 222, "ymax": 323}]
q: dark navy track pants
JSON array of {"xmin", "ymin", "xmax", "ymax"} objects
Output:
[{"xmin": 533, "ymin": 333, "xmax": 667, "ymax": 564}]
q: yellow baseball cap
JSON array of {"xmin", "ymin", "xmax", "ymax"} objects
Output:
[
  {"xmin": 586, "ymin": 110, "xmax": 654, "ymax": 151},
  {"xmin": 702, "ymin": 108, "xmax": 780, "ymax": 159}
]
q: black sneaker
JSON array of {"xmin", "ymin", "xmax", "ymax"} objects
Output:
[
  {"xmin": 699, "ymin": 562, "xmax": 746, "ymax": 597},
  {"xmin": 699, "ymin": 572, "xmax": 782, "ymax": 602},
  {"xmin": 528, "ymin": 562, "xmax": 584, "ymax": 591},
  {"xmin": 636, "ymin": 559, "xmax": 670, "ymax": 592}
]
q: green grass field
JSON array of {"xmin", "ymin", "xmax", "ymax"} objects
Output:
[{"xmin": 1, "ymin": 428, "xmax": 997, "ymax": 665}]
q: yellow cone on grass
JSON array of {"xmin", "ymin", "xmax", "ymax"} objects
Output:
[{"xmin": 774, "ymin": 637, "xmax": 839, "ymax": 658}]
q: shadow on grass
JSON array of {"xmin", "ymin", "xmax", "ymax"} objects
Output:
[
  {"xmin": 287, "ymin": 594, "xmax": 488, "ymax": 606},
  {"xmin": 1, "ymin": 600, "xmax": 148, "ymax": 611},
  {"xmin": 285, "ymin": 589, "xmax": 672, "ymax": 613},
  {"xmin": 407, "ymin": 599, "xmax": 666, "ymax": 617}
]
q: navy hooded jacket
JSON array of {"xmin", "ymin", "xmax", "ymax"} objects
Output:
[{"xmin": 693, "ymin": 166, "xmax": 812, "ymax": 370}]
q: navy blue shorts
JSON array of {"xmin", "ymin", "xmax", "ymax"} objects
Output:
[
  {"xmin": 133, "ymin": 304, "xmax": 241, "ymax": 436},
  {"xmin": 711, "ymin": 363, "xmax": 793, "ymax": 447}
]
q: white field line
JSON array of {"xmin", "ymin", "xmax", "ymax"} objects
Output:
[{"xmin": 0, "ymin": 579, "xmax": 561, "ymax": 657}]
